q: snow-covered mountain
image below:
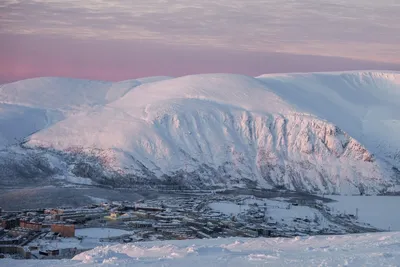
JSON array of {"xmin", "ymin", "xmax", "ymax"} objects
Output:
[{"xmin": 0, "ymin": 71, "xmax": 399, "ymax": 194}]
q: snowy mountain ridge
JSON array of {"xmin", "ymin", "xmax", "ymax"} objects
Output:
[{"xmin": 0, "ymin": 71, "xmax": 399, "ymax": 194}]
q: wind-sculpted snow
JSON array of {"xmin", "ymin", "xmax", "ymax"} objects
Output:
[
  {"xmin": 2, "ymin": 232, "xmax": 400, "ymax": 266},
  {"xmin": 0, "ymin": 71, "xmax": 399, "ymax": 194}
]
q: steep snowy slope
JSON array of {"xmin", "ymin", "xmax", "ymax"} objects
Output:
[
  {"xmin": 0, "ymin": 72, "xmax": 399, "ymax": 194},
  {"xmin": 257, "ymin": 71, "xmax": 400, "ymax": 169}
]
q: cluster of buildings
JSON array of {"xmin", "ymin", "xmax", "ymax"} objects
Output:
[
  {"xmin": 0, "ymin": 208, "xmax": 79, "ymax": 259},
  {"xmin": 100, "ymin": 196, "xmax": 280, "ymax": 241},
  {"xmin": 0, "ymin": 193, "xmax": 371, "ymax": 260},
  {"xmin": 0, "ymin": 195, "xmax": 278, "ymax": 259}
]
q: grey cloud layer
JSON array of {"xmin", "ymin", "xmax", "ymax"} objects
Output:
[{"xmin": 1, "ymin": 0, "xmax": 399, "ymax": 63}]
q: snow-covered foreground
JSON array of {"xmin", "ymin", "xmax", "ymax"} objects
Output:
[
  {"xmin": 3, "ymin": 232, "xmax": 400, "ymax": 266},
  {"xmin": 1, "ymin": 71, "xmax": 400, "ymax": 194},
  {"xmin": 327, "ymin": 195, "xmax": 400, "ymax": 231}
]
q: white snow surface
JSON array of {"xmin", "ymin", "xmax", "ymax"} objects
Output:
[
  {"xmin": 210, "ymin": 198, "xmax": 317, "ymax": 220},
  {"xmin": 76, "ymin": 228, "xmax": 133, "ymax": 239},
  {"xmin": 1, "ymin": 71, "xmax": 400, "ymax": 193},
  {"xmin": 0, "ymin": 76, "xmax": 172, "ymax": 147},
  {"xmin": 26, "ymin": 228, "xmax": 133, "ymax": 253},
  {"xmin": 3, "ymin": 232, "xmax": 400, "ymax": 266}
]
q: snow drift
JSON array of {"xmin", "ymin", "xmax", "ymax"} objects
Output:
[
  {"xmin": 3, "ymin": 232, "xmax": 400, "ymax": 266},
  {"xmin": 0, "ymin": 71, "xmax": 399, "ymax": 194}
]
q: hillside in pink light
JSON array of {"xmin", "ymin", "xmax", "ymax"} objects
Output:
[{"xmin": 0, "ymin": 71, "xmax": 399, "ymax": 194}]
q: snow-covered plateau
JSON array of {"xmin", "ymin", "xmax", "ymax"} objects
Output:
[
  {"xmin": 0, "ymin": 71, "xmax": 400, "ymax": 194},
  {"xmin": 2, "ymin": 232, "xmax": 400, "ymax": 266}
]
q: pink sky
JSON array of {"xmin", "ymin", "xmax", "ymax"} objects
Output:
[
  {"xmin": 2, "ymin": 34, "xmax": 399, "ymax": 84},
  {"xmin": 1, "ymin": 0, "xmax": 399, "ymax": 83}
]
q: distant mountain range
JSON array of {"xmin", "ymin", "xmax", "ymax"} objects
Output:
[{"xmin": 0, "ymin": 71, "xmax": 399, "ymax": 194}]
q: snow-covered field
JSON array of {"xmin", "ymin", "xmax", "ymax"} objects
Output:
[
  {"xmin": 76, "ymin": 228, "xmax": 133, "ymax": 239},
  {"xmin": 327, "ymin": 195, "xmax": 400, "ymax": 231},
  {"xmin": 208, "ymin": 196, "xmax": 349, "ymax": 235},
  {"xmin": 28, "ymin": 228, "xmax": 134, "ymax": 252},
  {"xmin": 209, "ymin": 202, "xmax": 250, "ymax": 215},
  {"xmin": 210, "ymin": 198, "xmax": 320, "ymax": 221},
  {"xmin": 2, "ymin": 232, "xmax": 399, "ymax": 266},
  {"xmin": 1, "ymin": 71, "xmax": 400, "ymax": 194}
]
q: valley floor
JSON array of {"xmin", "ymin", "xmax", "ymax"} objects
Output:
[
  {"xmin": 0, "ymin": 186, "xmax": 156, "ymax": 210},
  {"xmin": 1, "ymin": 186, "xmax": 399, "ymax": 266},
  {"xmin": 2, "ymin": 232, "xmax": 400, "ymax": 266}
]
